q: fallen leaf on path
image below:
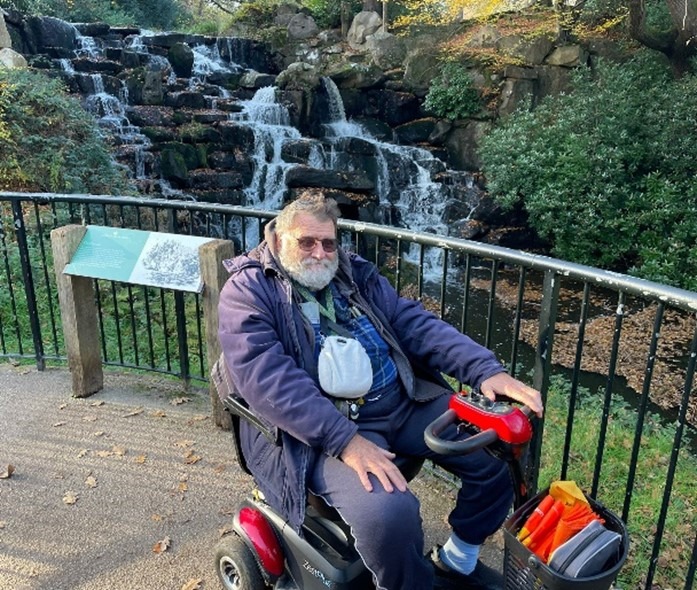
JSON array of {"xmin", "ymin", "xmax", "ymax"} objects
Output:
[
  {"xmin": 93, "ymin": 431, "xmax": 106, "ymax": 437},
  {"xmin": 90, "ymin": 400, "xmax": 105, "ymax": 407},
  {"xmin": 95, "ymin": 450, "xmax": 113, "ymax": 458},
  {"xmin": 123, "ymin": 407, "xmax": 144, "ymax": 417},
  {"xmin": 177, "ymin": 481, "xmax": 188, "ymax": 493},
  {"xmin": 184, "ymin": 450, "xmax": 202, "ymax": 465},
  {"xmin": 151, "ymin": 513, "xmax": 164, "ymax": 522},
  {"xmin": 82, "ymin": 415, "xmax": 98, "ymax": 422},
  {"xmin": 181, "ymin": 578, "xmax": 203, "ymax": 590},
  {"xmin": 58, "ymin": 403, "xmax": 68, "ymax": 410},
  {"xmin": 133, "ymin": 454, "xmax": 147, "ymax": 464},
  {"xmin": 85, "ymin": 475, "xmax": 98, "ymax": 488},
  {"xmin": 153, "ymin": 536, "xmax": 171, "ymax": 554},
  {"xmin": 189, "ymin": 415, "xmax": 207, "ymax": 423},
  {"xmin": 175, "ymin": 439, "xmax": 195, "ymax": 448},
  {"xmin": 219, "ymin": 524, "xmax": 234, "ymax": 537},
  {"xmin": 170, "ymin": 397, "xmax": 191, "ymax": 406},
  {"xmin": 213, "ymin": 464, "xmax": 226, "ymax": 474},
  {"xmin": 77, "ymin": 449, "xmax": 89, "ymax": 458},
  {"xmin": 52, "ymin": 422, "xmax": 66, "ymax": 427},
  {"xmin": 63, "ymin": 491, "xmax": 78, "ymax": 505},
  {"xmin": 112, "ymin": 445, "xmax": 127, "ymax": 456},
  {"xmin": 151, "ymin": 409, "xmax": 167, "ymax": 418},
  {"xmin": 0, "ymin": 465, "xmax": 15, "ymax": 479}
]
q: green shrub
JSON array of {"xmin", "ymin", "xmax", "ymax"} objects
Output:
[
  {"xmin": 0, "ymin": 68, "xmax": 129, "ymax": 194},
  {"xmin": 5, "ymin": 0, "xmax": 186, "ymax": 29},
  {"xmin": 301, "ymin": 0, "xmax": 361, "ymax": 29},
  {"xmin": 479, "ymin": 53, "xmax": 697, "ymax": 290},
  {"xmin": 423, "ymin": 62, "xmax": 481, "ymax": 120}
]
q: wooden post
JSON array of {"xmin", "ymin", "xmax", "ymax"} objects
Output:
[
  {"xmin": 51, "ymin": 225, "xmax": 103, "ymax": 397},
  {"xmin": 199, "ymin": 239, "xmax": 234, "ymax": 430}
]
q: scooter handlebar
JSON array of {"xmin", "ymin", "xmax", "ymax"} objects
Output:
[{"xmin": 424, "ymin": 409, "xmax": 500, "ymax": 456}]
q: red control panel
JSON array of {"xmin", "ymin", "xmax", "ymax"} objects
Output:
[{"xmin": 448, "ymin": 390, "xmax": 533, "ymax": 445}]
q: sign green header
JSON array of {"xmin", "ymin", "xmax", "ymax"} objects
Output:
[{"xmin": 64, "ymin": 226, "xmax": 214, "ymax": 293}]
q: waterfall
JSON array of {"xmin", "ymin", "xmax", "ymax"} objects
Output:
[
  {"xmin": 229, "ymin": 86, "xmax": 301, "ymax": 245},
  {"xmin": 52, "ymin": 25, "xmax": 482, "ymax": 277},
  {"xmin": 321, "ymin": 77, "xmax": 449, "ymax": 235}
]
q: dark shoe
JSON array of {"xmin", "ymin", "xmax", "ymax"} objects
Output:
[{"xmin": 430, "ymin": 546, "xmax": 504, "ymax": 590}]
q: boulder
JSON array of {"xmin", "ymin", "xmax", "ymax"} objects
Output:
[
  {"xmin": 1, "ymin": 11, "xmax": 11, "ymax": 48},
  {"xmin": 545, "ymin": 44, "xmax": 588, "ymax": 67},
  {"xmin": 0, "ymin": 47, "xmax": 27, "ymax": 68},
  {"xmin": 287, "ymin": 13, "xmax": 318, "ymax": 40},
  {"xmin": 403, "ymin": 48, "xmax": 440, "ymax": 95},
  {"xmin": 365, "ymin": 31, "xmax": 406, "ymax": 70},
  {"xmin": 444, "ymin": 120, "xmax": 492, "ymax": 171},
  {"xmin": 347, "ymin": 11, "xmax": 382, "ymax": 48},
  {"xmin": 275, "ymin": 61, "xmax": 320, "ymax": 91},
  {"xmin": 27, "ymin": 15, "xmax": 77, "ymax": 53},
  {"xmin": 142, "ymin": 69, "xmax": 164, "ymax": 105},
  {"xmin": 497, "ymin": 34, "xmax": 554, "ymax": 65},
  {"xmin": 168, "ymin": 42, "xmax": 194, "ymax": 78}
]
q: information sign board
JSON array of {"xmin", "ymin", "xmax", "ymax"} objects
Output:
[{"xmin": 63, "ymin": 226, "xmax": 214, "ymax": 293}]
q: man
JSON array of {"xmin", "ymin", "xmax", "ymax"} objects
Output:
[{"xmin": 218, "ymin": 191, "xmax": 543, "ymax": 590}]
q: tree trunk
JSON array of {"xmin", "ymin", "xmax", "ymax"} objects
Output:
[{"xmin": 628, "ymin": 0, "xmax": 697, "ymax": 76}]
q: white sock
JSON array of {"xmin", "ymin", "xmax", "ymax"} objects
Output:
[{"xmin": 439, "ymin": 533, "xmax": 480, "ymax": 575}]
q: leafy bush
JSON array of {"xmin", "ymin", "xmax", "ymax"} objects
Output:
[
  {"xmin": 423, "ymin": 62, "xmax": 481, "ymax": 120},
  {"xmin": 0, "ymin": 69, "xmax": 129, "ymax": 194},
  {"xmin": 3, "ymin": 0, "xmax": 186, "ymax": 29},
  {"xmin": 301, "ymin": 0, "xmax": 361, "ymax": 29},
  {"xmin": 479, "ymin": 53, "xmax": 697, "ymax": 290}
]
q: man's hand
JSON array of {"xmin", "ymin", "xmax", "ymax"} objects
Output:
[
  {"xmin": 480, "ymin": 373, "xmax": 544, "ymax": 417},
  {"xmin": 339, "ymin": 434, "xmax": 408, "ymax": 493}
]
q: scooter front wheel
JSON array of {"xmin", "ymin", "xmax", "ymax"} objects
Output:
[{"xmin": 215, "ymin": 534, "xmax": 266, "ymax": 590}]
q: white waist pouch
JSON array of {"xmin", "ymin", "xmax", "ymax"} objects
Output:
[{"xmin": 318, "ymin": 335, "xmax": 373, "ymax": 399}]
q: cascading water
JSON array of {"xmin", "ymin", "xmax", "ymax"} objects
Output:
[
  {"xmin": 321, "ymin": 77, "xmax": 449, "ymax": 237},
  {"xmin": 54, "ymin": 24, "xmax": 481, "ymax": 277}
]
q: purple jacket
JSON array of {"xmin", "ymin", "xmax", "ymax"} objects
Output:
[{"xmin": 218, "ymin": 222, "xmax": 506, "ymax": 530}]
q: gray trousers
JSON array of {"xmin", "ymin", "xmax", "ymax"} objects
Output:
[{"xmin": 308, "ymin": 389, "xmax": 513, "ymax": 590}]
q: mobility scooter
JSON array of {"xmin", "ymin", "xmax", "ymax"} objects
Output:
[{"xmin": 213, "ymin": 385, "xmax": 537, "ymax": 590}]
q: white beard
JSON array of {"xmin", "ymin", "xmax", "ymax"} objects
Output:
[{"xmin": 278, "ymin": 248, "xmax": 339, "ymax": 291}]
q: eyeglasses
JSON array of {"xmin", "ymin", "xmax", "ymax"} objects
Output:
[{"xmin": 295, "ymin": 236, "xmax": 338, "ymax": 252}]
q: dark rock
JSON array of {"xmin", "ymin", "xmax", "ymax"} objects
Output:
[
  {"xmin": 168, "ymin": 42, "xmax": 194, "ymax": 78},
  {"xmin": 286, "ymin": 166, "xmax": 375, "ymax": 193},
  {"xmin": 165, "ymin": 91, "xmax": 206, "ymax": 109},
  {"xmin": 395, "ymin": 118, "xmax": 438, "ymax": 144},
  {"xmin": 218, "ymin": 121, "xmax": 256, "ymax": 150},
  {"xmin": 27, "ymin": 16, "xmax": 77, "ymax": 53},
  {"xmin": 188, "ymin": 169, "xmax": 245, "ymax": 190}
]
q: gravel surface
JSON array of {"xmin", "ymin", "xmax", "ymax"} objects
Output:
[{"xmin": 0, "ymin": 364, "xmax": 503, "ymax": 590}]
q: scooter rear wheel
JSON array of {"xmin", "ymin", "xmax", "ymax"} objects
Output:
[{"xmin": 215, "ymin": 534, "xmax": 266, "ymax": 590}]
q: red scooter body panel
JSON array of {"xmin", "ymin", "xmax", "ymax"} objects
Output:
[
  {"xmin": 237, "ymin": 506, "xmax": 285, "ymax": 577},
  {"xmin": 448, "ymin": 393, "xmax": 533, "ymax": 445}
]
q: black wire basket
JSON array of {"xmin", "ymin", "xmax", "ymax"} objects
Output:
[{"xmin": 503, "ymin": 489, "xmax": 629, "ymax": 590}]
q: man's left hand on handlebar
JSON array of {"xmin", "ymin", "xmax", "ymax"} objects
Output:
[{"xmin": 479, "ymin": 373, "xmax": 544, "ymax": 417}]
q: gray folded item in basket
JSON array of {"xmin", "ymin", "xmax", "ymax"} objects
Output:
[{"xmin": 548, "ymin": 519, "xmax": 622, "ymax": 578}]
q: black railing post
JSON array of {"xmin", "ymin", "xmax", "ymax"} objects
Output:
[
  {"xmin": 526, "ymin": 269, "xmax": 560, "ymax": 494},
  {"xmin": 11, "ymin": 200, "xmax": 45, "ymax": 370},
  {"xmin": 174, "ymin": 291, "xmax": 190, "ymax": 389}
]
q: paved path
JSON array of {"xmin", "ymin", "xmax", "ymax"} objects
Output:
[{"xmin": 0, "ymin": 364, "xmax": 502, "ymax": 590}]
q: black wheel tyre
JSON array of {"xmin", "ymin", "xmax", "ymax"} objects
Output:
[{"xmin": 215, "ymin": 534, "xmax": 266, "ymax": 590}]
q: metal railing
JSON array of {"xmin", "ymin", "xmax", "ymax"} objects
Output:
[{"xmin": 1, "ymin": 191, "xmax": 696, "ymax": 589}]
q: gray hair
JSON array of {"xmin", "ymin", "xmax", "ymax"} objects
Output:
[{"xmin": 275, "ymin": 191, "xmax": 341, "ymax": 235}]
